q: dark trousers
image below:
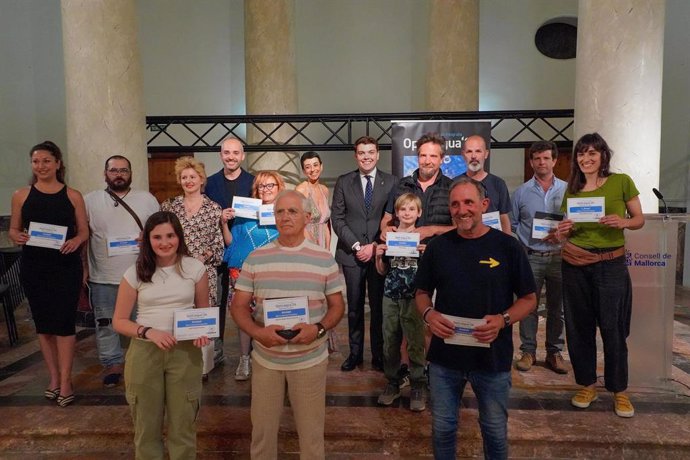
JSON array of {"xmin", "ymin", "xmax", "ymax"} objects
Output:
[
  {"xmin": 562, "ymin": 255, "xmax": 632, "ymax": 393},
  {"xmin": 342, "ymin": 262, "xmax": 384, "ymax": 361}
]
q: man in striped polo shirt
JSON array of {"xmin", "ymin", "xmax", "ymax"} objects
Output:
[{"xmin": 230, "ymin": 190, "xmax": 346, "ymax": 459}]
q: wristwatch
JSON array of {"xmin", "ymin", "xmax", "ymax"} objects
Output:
[
  {"xmin": 501, "ymin": 312, "xmax": 511, "ymax": 328},
  {"xmin": 315, "ymin": 322, "xmax": 327, "ymax": 339},
  {"xmin": 352, "ymin": 242, "xmax": 362, "ymax": 253}
]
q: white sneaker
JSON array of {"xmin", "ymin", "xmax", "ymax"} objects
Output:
[{"xmin": 235, "ymin": 354, "xmax": 251, "ymax": 381}]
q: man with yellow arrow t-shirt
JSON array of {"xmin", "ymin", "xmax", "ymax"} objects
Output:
[{"xmin": 414, "ymin": 175, "xmax": 537, "ymax": 460}]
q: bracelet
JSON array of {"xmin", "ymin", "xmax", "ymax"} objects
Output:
[
  {"xmin": 422, "ymin": 307, "xmax": 434, "ymax": 326},
  {"xmin": 141, "ymin": 327, "xmax": 152, "ymax": 339},
  {"xmin": 136, "ymin": 325, "xmax": 145, "ymax": 338}
]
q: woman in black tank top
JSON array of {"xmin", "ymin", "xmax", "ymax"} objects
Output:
[{"xmin": 8, "ymin": 141, "xmax": 89, "ymax": 407}]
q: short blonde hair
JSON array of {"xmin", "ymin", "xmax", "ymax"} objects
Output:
[
  {"xmin": 251, "ymin": 170, "xmax": 286, "ymax": 198},
  {"xmin": 174, "ymin": 156, "xmax": 207, "ymax": 185},
  {"xmin": 394, "ymin": 192, "xmax": 422, "ymax": 214}
]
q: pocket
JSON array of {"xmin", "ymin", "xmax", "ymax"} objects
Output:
[
  {"xmin": 125, "ymin": 391, "xmax": 138, "ymax": 422},
  {"xmin": 186, "ymin": 390, "xmax": 201, "ymax": 422}
]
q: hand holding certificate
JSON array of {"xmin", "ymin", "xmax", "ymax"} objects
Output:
[
  {"xmin": 441, "ymin": 314, "xmax": 490, "ymax": 348},
  {"xmin": 232, "ymin": 196, "xmax": 262, "ymax": 220},
  {"xmin": 263, "ymin": 297, "xmax": 309, "ymax": 339},
  {"xmin": 26, "ymin": 221, "xmax": 67, "ymax": 250},
  {"xmin": 385, "ymin": 232, "xmax": 420, "ymax": 257},
  {"xmin": 173, "ymin": 307, "xmax": 220, "ymax": 340},
  {"xmin": 532, "ymin": 211, "xmax": 564, "ymax": 240},
  {"xmin": 567, "ymin": 197, "xmax": 605, "ymax": 223}
]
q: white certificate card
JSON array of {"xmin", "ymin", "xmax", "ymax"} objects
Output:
[
  {"xmin": 441, "ymin": 314, "xmax": 490, "ymax": 348},
  {"xmin": 386, "ymin": 232, "xmax": 420, "ymax": 257},
  {"xmin": 263, "ymin": 296, "xmax": 309, "ymax": 329},
  {"xmin": 107, "ymin": 233, "xmax": 140, "ymax": 257},
  {"xmin": 531, "ymin": 211, "xmax": 564, "ymax": 240},
  {"xmin": 259, "ymin": 204, "xmax": 276, "ymax": 226},
  {"xmin": 26, "ymin": 221, "xmax": 67, "ymax": 250},
  {"xmin": 174, "ymin": 307, "xmax": 220, "ymax": 340},
  {"xmin": 567, "ymin": 197, "xmax": 605, "ymax": 223},
  {"xmin": 482, "ymin": 211, "xmax": 502, "ymax": 230},
  {"xmin": 232, "ymin": 196, "xmax": 262, "ymax": 220}
]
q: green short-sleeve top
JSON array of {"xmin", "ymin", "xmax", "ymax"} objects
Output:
[{"xmin": 560, "ymin": 173, "xmax": 639, "ymax": 249}]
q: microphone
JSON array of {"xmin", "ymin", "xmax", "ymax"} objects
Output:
[{"xmin": 652, "ymin": 188, "xmax": 668, "ymax": 216}]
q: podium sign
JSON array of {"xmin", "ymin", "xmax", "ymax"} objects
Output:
[{"xmin": 626, "ymin": 214, "xmax": 685, "ymax": 388}]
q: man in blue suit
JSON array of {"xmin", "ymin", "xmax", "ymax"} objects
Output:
[{"xmin": 332, "ymin": 136, "xmax": 399, "ymax": 371}]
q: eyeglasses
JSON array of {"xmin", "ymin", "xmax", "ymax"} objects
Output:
[
  {"xmin": 257, "ymin": 183, "xmax": 278, "ymax": 191},
  {"xmin": 107, "ymin": 168, "xmax": 130, "ymax": 175}
]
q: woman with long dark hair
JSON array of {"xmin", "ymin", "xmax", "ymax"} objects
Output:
[
  {"xmin": 555, "ymin": 133, "xmax": 644, "ymax": 418},
  {"xmin": 9, "ymin": 141, "xmax": 88, "ymax": 407},
  {"xmin": 113, "ymin": 211, "xmax": 210, "ymax": 458}
]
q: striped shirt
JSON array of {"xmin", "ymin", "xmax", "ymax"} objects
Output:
[{"xmin": 235, "ymin": 239, "xmax": 345, "ymax": 370}]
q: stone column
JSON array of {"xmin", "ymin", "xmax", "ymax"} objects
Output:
[
  {"xmin": 426, "ymin": 0, "xmax": 479, "ymax": 111},
  {"xmin": 61, "ymin": 0, "xmax": 148, "ymax": 193},
  {"xmin": 574, "ymin": 0, "xmax": 665, "ymax": 212},
  {"xmin": 244, "ymin": 0, "xmax": 300, "ymax": 185}
]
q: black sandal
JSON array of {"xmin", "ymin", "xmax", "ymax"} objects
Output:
[
  {"xmin": 57, "ymin": 394, "xmax": 75, "ymax": 407},
  {"xmin": 44, "ymin": 388, "xmax": 60, "ymax": 400}
]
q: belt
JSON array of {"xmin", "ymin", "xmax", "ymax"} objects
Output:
[{"xmin": 526, "ymin": 248, "xmax": 560, "ymax": 257}]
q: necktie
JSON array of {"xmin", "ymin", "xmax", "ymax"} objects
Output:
[{"xmin": 364, "ymin": 175, "xmax": 373, "ymax": 212}]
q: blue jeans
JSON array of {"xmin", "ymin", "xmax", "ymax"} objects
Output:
[
  {"xmin": 89, "ymin": 282, "xmax": 124, "ymax": 368},
  {"xmin": 430, "ymin": 363, "xmax": 511, "ymax": 460},
  {"xmin": 519, "ymin": 253, "xmax": 564, "ymax": 355}
]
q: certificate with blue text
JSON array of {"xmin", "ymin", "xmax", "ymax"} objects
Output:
[
  {"xmin": 26, "ymin": 221, "xmax": 67, "ymax": 250},
  {"xmin": 263, "ymin": 296, "xmax": 309, "ymax": 329},
  {"xmin": 107, "ymin": 233, "xmax": 140, "ymax": 257},
  {"xmin": 173, "ymin": 307, "xmax": 220, "ymax": 340},
  {"xmin": 567, "ymin": 197, "xmax": 605, "ymax": 223},
  {"xmin": 386, "ymin": 232, "xmax": 420, "ymax": 257},
  {"xmin": 441, "ymin": 314, "xmax": 490, "ymax": 348},
  {"xmin": 482, "ymin": 211, "xmax": 502, "ymax": 230},
  {"xmin": 232, "ymin": 196, "xmax": 262, "ymax": 220},
  {"xmin": 259, "ymin": 204, "xmax": 276, "ymax": 226}
]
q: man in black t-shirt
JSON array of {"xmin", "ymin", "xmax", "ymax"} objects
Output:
[{"xmin": 415, "ymin": 176, "xmax": 536, "ymax": 460}]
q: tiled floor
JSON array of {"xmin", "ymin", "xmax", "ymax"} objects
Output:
[{"xmin": 2, "ymin": 288, "xmax": 690, "ymax": 458}]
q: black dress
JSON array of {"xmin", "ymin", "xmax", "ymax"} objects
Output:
[{"xmin": 20, "ymin": 185, "xmax": 82, "ymax": 335}]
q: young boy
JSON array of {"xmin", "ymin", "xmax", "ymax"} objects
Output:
[{"xmin": 374, "ymin": 193, "xmax": 427, "ymax": 411}]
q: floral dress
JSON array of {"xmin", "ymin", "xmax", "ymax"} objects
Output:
[{"xmin": 161, "ymin": 195, "xmax": 224, "ymax": 306}]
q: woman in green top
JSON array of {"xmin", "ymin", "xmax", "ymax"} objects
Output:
[{"xmin": 554, "ymin": 133, "xmax": 644, "ymax": 418}]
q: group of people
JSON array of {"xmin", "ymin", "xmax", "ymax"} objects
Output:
[{"xmin": 8, "ymin": 129, "xmax": 644, "ymax": 459}]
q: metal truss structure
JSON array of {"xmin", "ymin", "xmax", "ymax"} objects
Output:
[{"xmin": 146, "ymin": 109, "xmax": 574, "ymax": 153}]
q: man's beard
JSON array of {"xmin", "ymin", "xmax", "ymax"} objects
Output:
[
  {"xmin": 106, "ymin": 176, "xmax": 132, "ymax": 192},
  {"xmin": 467, "ymin": 162, "xmax": 482, "ymax": 173}
]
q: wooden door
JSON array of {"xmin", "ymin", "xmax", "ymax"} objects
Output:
[
  {"xmin": 148, "ymin": 153, "xmax": 188, "ymax": 204},
  {"xmin": 523, "ymin": 147, "xmax": 571, "ymax": 182}
]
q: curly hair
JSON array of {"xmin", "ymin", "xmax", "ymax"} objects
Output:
[{"xmin": 174, "ymin": 156, "xmax": 207, "ymax": 186}]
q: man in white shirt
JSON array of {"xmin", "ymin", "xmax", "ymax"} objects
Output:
[{"xmin": 84, "ymin": 155, "xmax": 159, "ymax": 387}]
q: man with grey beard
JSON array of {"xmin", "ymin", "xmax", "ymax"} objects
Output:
[{"xmin": 460, "ymin": 135, "xmax": 512, "ymax": 234}]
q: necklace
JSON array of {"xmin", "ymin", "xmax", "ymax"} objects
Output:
[{"xmin": 107, "ymin": 188, "xmax": 130, "ymax": 207}]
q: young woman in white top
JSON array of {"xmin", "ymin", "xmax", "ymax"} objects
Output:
[{"xmin": 113, "ymin": 211, "xmax": 210, "ymax": 459}]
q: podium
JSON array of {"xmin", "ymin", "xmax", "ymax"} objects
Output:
[{"xmin": 626, "ymin": 214, "xmax": 687, "ymax": 388}]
